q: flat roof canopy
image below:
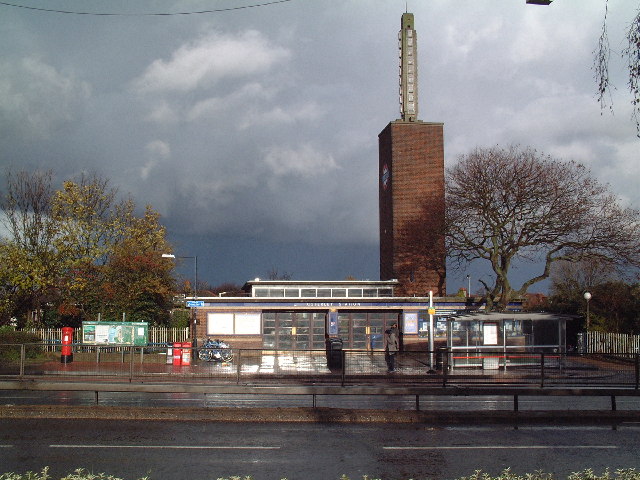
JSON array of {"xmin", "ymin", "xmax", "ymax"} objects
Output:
[{"xmin": 446, "ymin": 312, "xmax": 577, "ymax": 322}]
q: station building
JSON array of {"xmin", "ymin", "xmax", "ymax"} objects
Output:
[{"xmin": 192, "ymin": 279, "xmax": 488, "ymax": 351}]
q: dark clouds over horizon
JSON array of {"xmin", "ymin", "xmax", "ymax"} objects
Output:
[{"xmin": 1, "ymin": 0, "xmax": 638, "ymax": 293}]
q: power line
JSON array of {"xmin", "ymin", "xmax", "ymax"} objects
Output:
[{"xmin": 0, "ymin": 0, "xmax": 293, "ymax": 16}]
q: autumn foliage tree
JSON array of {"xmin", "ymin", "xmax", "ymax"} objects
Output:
[
  {"xmin": 0, "ymin": 170, "xmax": 175, "ymax": 327},
  {"xmin": 446, "ymin": 145, "xmax": 640, "ymax": 311}
]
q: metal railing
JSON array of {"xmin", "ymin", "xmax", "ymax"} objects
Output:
[{"xmin": 1, "ymin": 343, "xmax": 639, "ymax": 388}]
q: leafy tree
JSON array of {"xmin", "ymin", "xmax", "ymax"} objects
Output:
[
  {"xmin": 0, "ymin": 170, "xmax": 59, "ymax": 326},
  {"xmin": 446, "ymin": 145, "xmax": 640, "ymax": 311},
  {"xmin": 589, "ymin": 281, "xmax": 640, "ymax": 333},
  {"xmin": 101, "ymin": 205, "xmax": 174, "ymax": 325},
  {"xmin": 51, "ymin": 173, "xmax": 128, "ymax": 322},
  {"xmin": 0, "ymin": 170, "xmax": 176, "ymax": 327},
  {"xmin": 547, "ymin": 258, "xmax": 617, "ymax": 314}
]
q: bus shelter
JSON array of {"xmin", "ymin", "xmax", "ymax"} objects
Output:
[{"xmin": 445, "ymin": 312, "xmax": 575, "ymax": 369}]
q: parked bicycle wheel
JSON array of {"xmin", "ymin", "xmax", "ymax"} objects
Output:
[{"xmin": 198, "ymin": 348, "xmax": 213, "ymax": 361}]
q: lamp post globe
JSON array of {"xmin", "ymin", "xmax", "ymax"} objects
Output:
[{"xmin": 584, "ymin": 292, "xmax": 592, "ymax": 330}]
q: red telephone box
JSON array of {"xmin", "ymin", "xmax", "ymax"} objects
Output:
[{"xmin": 61, "ymin": 327, "xmax": 73, "ymax": 364}]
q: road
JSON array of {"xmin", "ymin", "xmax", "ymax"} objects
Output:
[
  {"xmin": 1, "ymin": 419, "xmax": 640, "ymax": 480},
  {"xmin": 2, "ymin": 390, "xmax": 640, "ymax": 411}
]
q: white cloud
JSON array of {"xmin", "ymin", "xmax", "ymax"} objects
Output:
[
  {"xmin": 186, "ymin": 82, "xmax": 274, "ymax": 122},
  {"xmin": 145, "ymin": 101, "xmax": 179, "ymax": 124},
  {"xmin": 0, "ymin": 57, "xmax": 90, "ymax": 138},
  {"xmin": 262, "ymin": 144, "xmax": 339, "ymax": 179},
  {"xmin": 139, "ymin": 140, "xmax": 171, "ymax": 180},
  {"xmin": 238, "ymin": 101, "xmax": 326, "ymax": 130},
  {"xmin": 132, "ymin": 30, "xmax": 290, "ymax": 94}
]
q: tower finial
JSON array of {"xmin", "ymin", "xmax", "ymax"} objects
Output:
[{"xmin": 399, "ymin": 12, "xmax": 418, "ymax": 121}]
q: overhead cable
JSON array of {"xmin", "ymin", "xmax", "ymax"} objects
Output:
[{"xmin": 0, "ymin": 0, "xmax": 293, "ymax": 16}]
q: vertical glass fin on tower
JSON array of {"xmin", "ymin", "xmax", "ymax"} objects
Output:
[{"xmin": 399, "ymin": 13, "xmax": 418, "ymax": 121}]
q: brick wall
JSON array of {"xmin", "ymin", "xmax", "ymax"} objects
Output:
[{"xmin": 378, "ymin": 120, "xmax": 446, "ymax": 296}]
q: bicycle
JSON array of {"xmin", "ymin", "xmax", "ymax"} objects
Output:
[{"xmin": 198, "ymin": 338, "xmax": 233, "ymax": 362}]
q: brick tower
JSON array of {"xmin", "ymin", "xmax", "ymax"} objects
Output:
[{"xmin": 378, "ymin": 13, "xmax": 446, "ymax": 296}]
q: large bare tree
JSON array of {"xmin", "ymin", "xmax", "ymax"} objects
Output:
[{"xmin": 446, "ymin": 145, "xmax": 640, "ymax": 310}]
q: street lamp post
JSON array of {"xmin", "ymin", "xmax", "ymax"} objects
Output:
[
  {"xmin": 162, "ymin": 253, "xmax": 198, "ymax": 346},
  {"xmin": 583, "ymin": 292, "xmax": 592, "ymax": 330},
  {"xmin": 466, "ymin": 274, "xmax": 471, "ymax": 297}
]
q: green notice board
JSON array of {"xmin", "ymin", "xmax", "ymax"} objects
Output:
[{"xmin": 82, "ymin": 321, "xmax": 148, "ymax": 346}]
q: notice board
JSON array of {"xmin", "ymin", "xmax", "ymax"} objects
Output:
[{"xmin": 82, "ymin": 321, "xmax": 148, "ymax": 346}]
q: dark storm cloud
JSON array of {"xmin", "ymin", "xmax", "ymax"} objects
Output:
[{"xmin": 1, "ymin": 0, "xmax": 638, "ymax": 289}]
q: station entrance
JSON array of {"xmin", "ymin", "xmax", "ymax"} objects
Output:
[
  {"xmin": 337, "ymin": 311, "xmax": 401, "ymax": 349},
  {"xmin": 262, "ymin": 312, "xmax": 326, "ymax": 349},
  {"xmin": 261, "ymin": 310, "xmax": 401, "ymax": 350}
]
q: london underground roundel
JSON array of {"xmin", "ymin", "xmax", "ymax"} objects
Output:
[{"xmin": 381, "ymin": 163, "xmax": 390, "ymax": 190}]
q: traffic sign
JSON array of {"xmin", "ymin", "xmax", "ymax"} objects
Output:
[{"xmin": 186, "ymin": 301, "xmax": 204, "ymax": 307}]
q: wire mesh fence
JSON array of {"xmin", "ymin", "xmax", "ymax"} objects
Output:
[{"xmin": 0, "ymin": 343, "xmax": 638, "ymax": 387}]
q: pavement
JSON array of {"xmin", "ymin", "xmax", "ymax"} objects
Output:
[
  {"xmin": 2, "ymin": 351, "xmax": 640, "ymax": 423},
  {"xmin": 2, "ymin": 403, "xmax": 640, "ymax": 425}
]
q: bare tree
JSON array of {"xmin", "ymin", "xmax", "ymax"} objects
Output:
[
  {"xmin": 1, "ymin": 169, "xmax": 56, "ymax": 255},
  {"xmin": 267, "ymin": 267, "xmax": 292, "ymax": 281},
  {"xmin": 595, "ymin": 0, "xmax": 640, "ymax": 136},
  {"xmin": 446, "ymin": 145, "xmax": 640, "ymax": 310},
  {"xmin": 0, "ymin": 170, "xmax": 59, "ymax": 325}
]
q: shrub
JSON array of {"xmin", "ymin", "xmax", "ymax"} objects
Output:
[{"xmin": 0, "ymin": 328, "xmax": 44, "ymax": 362}]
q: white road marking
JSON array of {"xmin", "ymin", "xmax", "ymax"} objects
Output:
[
  {"xmin": 50, "ymin": 444, "xmax": 280, "ymax": 450},
  {"xmin": 384, "ymin": 445, "xmax": 617, "ymax": 450}
]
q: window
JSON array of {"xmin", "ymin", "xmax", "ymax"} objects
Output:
[
  {"xmin": 301, "ymin": 289, "xmax": 316, "ymax": 297},
  {"xmin": 268, "ymin": 288, "xmax": 284, "ymax": 297},
  {"xmin": 207, "ymin": 313, "xmax": 234, "ymax": 335},
  {"xmin": 347, "ymin": 288, "xmax": 363, "ymax": 297},
  {"xmin": 284, "ymin": 288, "xmax": 299, "ymax": 297},
  {"xmin": 254, "ymin": 288, "xmax": 269, "ymax": 297},
  {"xmin": 317, "ymin": 289, "xmax": 331, "ymax": 297},
  {"xmin": 207, "ymin": 312, "xmax": 261, "ymax": 335},
  {"xmin": 331, "ymin": 289, "xmax": 347, "ymax": 297}
]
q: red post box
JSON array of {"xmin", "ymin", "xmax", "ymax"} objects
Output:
[
  {"xmin": 60, "ymin": 327, "xmax": 73, "ymax": 364},
  {"xmin": 172, "ymin": 342, "xmax": 182, "ymax": 366},
  {"xmin": 181, "ymin": 342, "xmax": 192, "ymax": 366}
]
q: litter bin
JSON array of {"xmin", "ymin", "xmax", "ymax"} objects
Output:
[{"xmin": 326, "ymin": 338, "xmax": 343, "ymax": 370}]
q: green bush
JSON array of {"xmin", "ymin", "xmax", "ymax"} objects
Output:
[
  {"xmin": 1, "ymin": 469, "xmax": 638, "ymax": 480},
  {"xmin": 0, "ymin": 328, "xmax": 44, "ymax": 362},
  {"xmin": 168, "ymin": 309, "xmax": 190, "ymax": 329}
]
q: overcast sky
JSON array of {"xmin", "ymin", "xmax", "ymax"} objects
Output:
[{"xmin": 1, "ymin": 0, "xmax": 638, "ymax": 293}]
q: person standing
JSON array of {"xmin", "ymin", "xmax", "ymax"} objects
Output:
[{"xmin": 384, "ymin": 323, "xmax": 399, "ymax": 372}]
